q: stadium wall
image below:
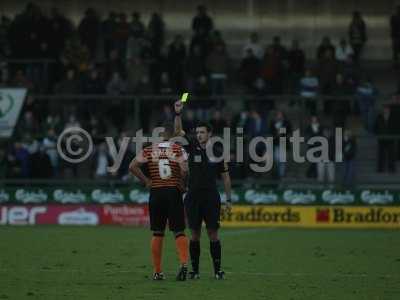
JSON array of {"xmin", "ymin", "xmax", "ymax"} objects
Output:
[{"xmin": 0, "ymin": 0, "xmax": 398, "ymax": 59}]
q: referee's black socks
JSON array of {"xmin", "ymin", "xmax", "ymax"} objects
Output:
[
  {"xmin": 210, "ymin": 240, "xmax": 221, "ymax": 273},
  {"xmin": 189, "ymin": 240, "xmax": 200, "ymax": 273}
]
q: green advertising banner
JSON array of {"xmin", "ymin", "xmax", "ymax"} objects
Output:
[{"xmin": 0, "ymin": 186, "xmax": 399, "ymax": 205}]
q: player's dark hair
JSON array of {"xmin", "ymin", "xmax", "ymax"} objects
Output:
[{"xmin": 196, "ymin": 122, "xmax": 212, "ymax": 133}]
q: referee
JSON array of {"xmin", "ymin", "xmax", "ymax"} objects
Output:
[{"xmin": 174, "ymin": 100, "xmax": 232, "ymax": 280}]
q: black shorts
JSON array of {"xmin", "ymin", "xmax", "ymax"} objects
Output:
[
  {"xmin": 149, "ymin": 187, "xmax": 185, "ymax": 232},
  {"xmin": 184, "ymin": 189, "xmax": 221, "ymax": 231}
]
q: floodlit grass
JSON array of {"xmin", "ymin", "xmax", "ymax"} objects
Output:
[{"xmin": 0, "ymin": 227, "xmax": 399, "ymax": 299}]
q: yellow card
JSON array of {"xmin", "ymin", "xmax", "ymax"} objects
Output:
[{"xmin": 181, "ymin": 92, "xmax": 189, "ymax": 103}]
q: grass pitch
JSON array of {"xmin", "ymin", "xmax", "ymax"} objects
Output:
[{"xmin": 0, "ymin": 227, "xmax": 399, "ymax": 300}]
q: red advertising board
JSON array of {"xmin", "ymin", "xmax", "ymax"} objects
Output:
[
  {"xmin": 0, "ymin": 205, "xmax": 149, "ymax": 226},
  {"xmin": 101, "ymin": 205, "xmax": 149, "ymax": 226}
]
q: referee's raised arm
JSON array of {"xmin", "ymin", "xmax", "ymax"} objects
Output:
[{"xmin": 174, "ymin": 100, "xmax": 185, "ymax": 137}]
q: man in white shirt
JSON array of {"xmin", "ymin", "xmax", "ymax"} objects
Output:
[
  {"xmin": 335, "ymin": 38, "xmax": 353, "ymax": 62},
  {"xmin": 242, "ymin": 32, "xmax": 263, "ymax": 59}
]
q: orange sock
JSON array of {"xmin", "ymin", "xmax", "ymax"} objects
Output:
[
  {"xmin": 151, "ymin": 236, "xmax": 164, "ymax": 273},
  {"xmin": 175, "ymin": 235, "xmax": 189, "ymax": 265}
]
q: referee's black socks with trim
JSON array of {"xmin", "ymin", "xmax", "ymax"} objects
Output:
[
  {"xmin": 210, "ymin": 240, "xmax": 221, "ymax": 274},
  {"xmin": 189, "ymin": 240, "xmax": 200, "ymax": 273}
]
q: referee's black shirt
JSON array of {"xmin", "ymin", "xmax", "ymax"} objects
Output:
[{"xmin": 182, "ymin": 134, "xmax": 227, "ymax": 191}]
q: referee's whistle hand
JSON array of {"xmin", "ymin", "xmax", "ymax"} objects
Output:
[{"xmin": 222, "ymin": 202, "xmax": 232, "ymax": 214}]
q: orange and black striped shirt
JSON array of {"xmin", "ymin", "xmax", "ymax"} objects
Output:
[{"xmin": 136, "ymin": 142, "xmax": 187, "ymax": 191}]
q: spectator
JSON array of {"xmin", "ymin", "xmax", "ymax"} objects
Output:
[
  {"xmin": 30, "ymin": 145, "xmax": 53, "ymax": 178},
  {"xmin": 114, "ymin": 13, "xmax": 130, "ymax": 58},
  {"xmin": 209, "ymin": 30, "xmax": 226, "ymax": 51},
  {"xmin": 317, "ymin": 48, "xmax": 339, "ymax": 94},
  {"xmin": 193, "ymin": 75, "xmax": 211, "ymax": 98},
  {"xmin": 356, "ymin": 77, "xmax": 377, "ymax": 132},
  {"xmin": 42, "ymin": 114, "xmax": 63, "ymax": 134},
  {"xmin": 12, "ymin": 141, "xmax": 30, "ymax": 178},
  {"xmin": 374, "ymin": 106, "xmax": 397, "ymax": 173},
  {"xmin": 391, "ymin": 6, "xmax": 400, "ymax": 66},
  {"xmin": 126, "ymin": 58, "xmax": 148, "ymax": 93},
  {"xmin": 78, "ymin": 8, "xmax": 100, "ymax": 58},
  {"xmin": 262, "ymin": 37, "xmax": 286, "ymax": 94},
  {"xmin": 270, "ymin": 110, "xmax": 292, "ymax": 179},
  {"xmin": 130, "ymin": 12, "xmax": 145, "ymax": 38},
  {"xmin": 335, "ymin": 38, "xmax": 353, "ymax": 63},
  {"xmin": 192, "ymin": 5, "xmax": 213, "ymax": 38},
  {"xmin": 48, "ymin": 7, "xmax": 73, "ymax": 59},
  {"xmin": 42, "ymin": 128, "xmax": 59, "ymax": 176},
  {"xmin": 102, "ymin": 12, "xmax": 118, "ymax": 59},
  {"xmin": 305, "ymin": 116, "xmax": 324, "ymax": 178},
  {"xmin": 159, "ymin": 72, "xmax": 173, "ymax": 95},
  {"xmin": 316, "ymin": 36, "xmax": 335, "ymax": 61},
  {"xmin": 18, "ymin": 111, "xmax": 39, "ymax": 136},
  {"xmin": 88, "ymin": 115, "xmax": 107, "ymax": 143},
  {"xmin": 245, "ymin": 109, "xmax": 268, "ymax": 138},
  {"xmin": 12, "ymin": 69, "xmax": 34, "ymax": 90},
  {"xmin": 105, "ymin": 44, "xmax": 126, "ymax": 79},
  {"xmin": 185, "ymin": 45, "xmax": 207, "ymax": 90},
  {"xmin": 348, "ymin": 11, "xmax": 367, "ymax": 64},
  {"xmin": 331, "ymin": 73, "xmax": 353, "ymax": 128},
  {"xmin": 239, "ymin": 48, "xmax": 261, "ymax": 92},
  {"xmin": 62, "ymin": 36, "xmax": 90, "ymax": 73},
  {"xmin": 210, "ymin": 110, "xmax": 227, "ymax": 135},
  {"xmin": 0, "ymin": 65, "xmax": 10, "ymax": 87},
  {"xmin": 190, "ymin": 29, "xmax": 210, "ymax": 58},
  {"xmin": 81, "ymin": 68, "xmax": 104, "ymax": 94},
  {"xmin": 5, "ymin": 148, "xmax": 21, "ymax": 178},
  {"xmin": 206, "ymin": 44, "xmax": 230, "ymax": 95},
  {"xmin": 157, "ymin": 104, "xmax": 174, "ymax": 126},
  {"xmin": 182, "ymin": 109, "xmax": 197, "ymax": 133},
  {"xmin": 168, "ymin": 35, "xmax": 186, "ymax": 92},
  {"xmin": 126, "ymin": 35, "xmax": 144, "ymax": 62},
  {"xmin": 54, "ymin": 68, "xmax": 80, "ymax": 94},
  {"xmin": 0, "ymin": 16, "xmax": 11, "ymax": 59},
  {"xmin": 271, "ymin": 36, "xmax": 287, "ymax": 59},
  {"xmin": 288, "ymin": 39, "xmax": 305, "ymax": 92},
  {"xmin": 136, "ymin": 74, "xmax": 154, "ymax": 132},
  {"xmin": 388, "ymin": 96, "xmax": 400, "ymax": 161},
  {"xmin": 242, "ymin": 32, "xmax": 263, "ymax": 59},
  {"xmin": 64, "ymin": 114, "xmax": 81, "ymax": 130},
  {"xmin": 93, "ymin": 142, "xmax": 111, "ymax": 179},
  {"xmin": 148, "ymin": 13, "xmax": 165, "ymax": 56},
  {"xmin": 299, "ymin": 68, "xmax": 319, "ymax": 114},
  {"xmin": 343, "ymin": 129, "xmax": 357, "ymax": 186},
  {"xmin": 107, "ymin": 71, "xmax": 127, "ymax": 130},
  {"xmin": 0, "ymin": 147, "xmax": 6, "ymax": 178},
  {"xmin": 317, "ymin": 127, "xmax": 336, "ymax": 185}
]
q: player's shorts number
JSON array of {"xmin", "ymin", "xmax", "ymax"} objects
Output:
[{"xmin": 159, "ymin": 159, "xmax": 172, "ymax": 179}]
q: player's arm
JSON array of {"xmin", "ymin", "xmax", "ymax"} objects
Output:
[{"xmin": 129, "ymin": 150, "xmax": 151, "ymax": 188}]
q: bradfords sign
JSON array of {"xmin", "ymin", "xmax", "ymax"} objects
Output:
[
  {"xmin": 222, "ymin": 206, "xmax": 400, "ymax": 228},
  {"xmin": 0, "ymin": 88, "xmax": 27, "ymax": 137},
  {"xmin": 315, "ymin": 207, "xmax": 400, "ymax": 228}
]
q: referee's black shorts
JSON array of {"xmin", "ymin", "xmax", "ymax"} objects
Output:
[
  {"xmin": 184, "ymin": 189, "xmax": 221, "ymax": 231},
  {"xmin": 149, "ymin": 187, "xmax": 185, "ymax": 232}
]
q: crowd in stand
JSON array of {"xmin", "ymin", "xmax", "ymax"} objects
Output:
[{"xmin": 1, "ymin": 3, "xmax": 400, "ymax": 184}]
